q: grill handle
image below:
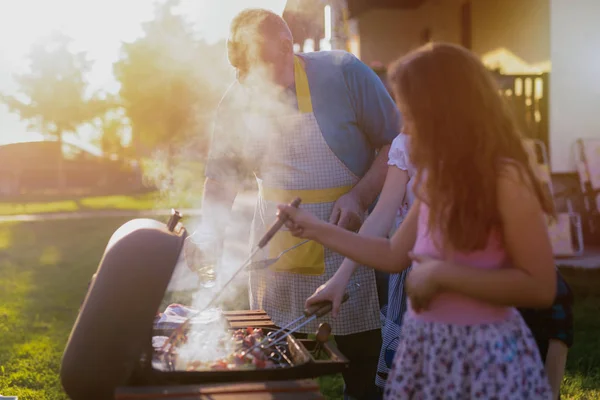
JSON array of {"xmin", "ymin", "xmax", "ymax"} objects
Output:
[
  {"xmin": 304, "ymin": 292, "xmax": 350, "ymax": 318},
  {"xmin": 167, "ymin": 209, "xmax": 182, "ymax": 232},
  {"xmin": 257, "ymin": 197, "xmax": 302, "ymax": 248}
]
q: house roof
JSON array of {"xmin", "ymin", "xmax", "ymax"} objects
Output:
[{"xmin": 346, "ymin": 0, "xmax": 426, "ymax": 18}]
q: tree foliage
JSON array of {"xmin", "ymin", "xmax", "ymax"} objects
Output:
[
  {"xmin": 1, "ymin": 31, "xmax": 112, "ymax": 141},
  {"xmin": 93, "ymin": 109, "xmax": 130, "ymax": 158},
  {"xmin": 113, "ymin": 0, "xmax": 231, "ymax": 158}
]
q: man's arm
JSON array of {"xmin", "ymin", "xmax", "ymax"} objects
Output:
[
  {"xmin": 201, "ymin": 178, "xmax": 239, "ymax": 243},
  {"xmin": 331, "ymin": 54, "xmax": 402, "ymax": 229},
  {"xmin": 334, "ymin": 166, "xmax": 409, "ymax": 281},
  {"xmin": 200, "ymin": 83, "xmax": 243, "ymax": 244},
  {"xmin": 350, "ymin": 144, "xmax": 391, "ymax": 210}
]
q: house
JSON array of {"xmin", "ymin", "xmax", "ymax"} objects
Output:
[
  {"xmin": 343, "ymin": 0, "xmax": 600, "ymax": 257},
  {"xmin": 283, "ymin": 0, "xmax": 600, "ymax": 256},
  {"xmin": 341, "ymin": 0, "xmax": 600, "ymax": 179}
]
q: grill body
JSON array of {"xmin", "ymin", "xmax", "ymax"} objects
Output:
[
  {"xmin": 61, "ymin": 218, "xmax": 186, "ymax": 400},
  {"xmin": 60, "ymin": 216, "xmax": 348, "ymax": 400}
]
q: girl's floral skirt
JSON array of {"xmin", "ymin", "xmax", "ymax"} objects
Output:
[{"xmin": 384, "ymin": 309, "xmax": 552, "ymax": 399}]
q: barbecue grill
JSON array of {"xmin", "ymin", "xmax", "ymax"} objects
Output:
[{"xmin": 61, "ymin": 210, "xmax": 349, "ymax": 400}]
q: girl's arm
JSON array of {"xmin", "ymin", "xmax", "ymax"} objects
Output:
[
  {"xmin": 299, "ymin": 199, "xmax": 419, "ymax": 273},
  {"xmin": 431, "ymin": 165, "xmax": 556, "ymax": 308},
  {"xmin": 334, "ymin": 166, "xmax": 409, "ymax": 282},
  {"xmin": 546, "ymin": 340, "xmax": 568, "ymax": 400},
  {"xmin": 280, "ymin": 133, "xmax": 416, "ymax": 274}
]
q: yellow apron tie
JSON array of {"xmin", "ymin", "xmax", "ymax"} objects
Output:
[
  {"xmin": 260, "ymin": 57, "xmax": 352, "ymax": 276},
  {"xmin": 294, "ymin": 56, "xmax": 313, "ymax": 114}
]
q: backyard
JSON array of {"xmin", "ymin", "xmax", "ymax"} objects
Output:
[{"xmin": 0, "ymin": 216, "xmax": 598, "ymax": 399}]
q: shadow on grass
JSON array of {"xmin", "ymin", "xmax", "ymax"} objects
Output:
[{"xmin": 0, "ymin": 217, "xmax": 133, "ymax": 399}]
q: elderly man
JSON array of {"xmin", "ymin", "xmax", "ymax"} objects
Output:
[{"xmin": 201, "ymin": 8, "xmax": 400, "ymax": 399}]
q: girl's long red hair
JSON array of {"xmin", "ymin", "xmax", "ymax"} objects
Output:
[{"xmin": 388, "ymin": 42, "xmax": 554, "ymax": 252}]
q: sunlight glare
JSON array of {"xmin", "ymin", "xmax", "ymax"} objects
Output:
[
  {"xmin": 180, "ymin": 0, "xmax": 288, "ymax": 44},
  {"xmin": 0, "ymin": 0, "xmax": 288, "ymax": 145}
]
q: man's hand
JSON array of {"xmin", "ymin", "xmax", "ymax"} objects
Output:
[
  {"xmin": 329, "ymin": 144, "xmax": 391, "ymax": 231},
  {"xmin": 329, "ymin": 191, "xmax": 365, "ymax": 231}
]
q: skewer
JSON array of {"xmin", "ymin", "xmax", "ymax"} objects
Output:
[
  {"xmin": 241, "ymin": 293, "xmax": 349, "ymax": 357},
  {"xmin": 200, "ymin": 196, "xmax": 302, "ymax": 311},
  {"xmin": 238, "ymin": 315, "xmax": 305, "ymax": 357},
  {"xmin": 264, "ymin": 314, "xmax": 306, "ymax": 338},
  {"xmin": 160, "ymin": 198, "xmax": 302, "ymax": 354},
  {"xmin": 261, "ymin": 315, "xmax": 318, "ymax": 350}
]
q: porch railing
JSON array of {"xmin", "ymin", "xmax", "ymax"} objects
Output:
[
  {"xmin": 492, "ymin": 72, "xmax": 550, "ymax": 152},
  {"xmin": 373, "ymin": 67, "xmax": 550, "ymax": 156}
]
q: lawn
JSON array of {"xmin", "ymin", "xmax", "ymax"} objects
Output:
[
  {"xmin": 0, "ymin": 158, "xmax": 207, "ymax": 216},
  {"xmin": 0, "ymin": 217, "xmax": 598, "ymax": 399},
  {"xmin": 0, "ymin": 192, "xmax": 163, "ymax": 216}
]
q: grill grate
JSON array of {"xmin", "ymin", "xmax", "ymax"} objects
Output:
[
  {"xmin": 141, "ymin": 309, "xmax": 349, "ymax": 385},
  {"xmin": 152, "ymin": 328, "xmax": 297, "ymax": 372}
]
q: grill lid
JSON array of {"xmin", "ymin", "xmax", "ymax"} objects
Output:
[{"xmin": 61, "ymin": 215, "xmax": 187, "ymax": 400}]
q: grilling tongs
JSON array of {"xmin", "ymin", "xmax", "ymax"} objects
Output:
[
  {"xmin": 241, "ymin": 292, "xmax": 350, "ymax": 358},
  {"xmin": 161, "ymin": 198, "xmax": 302, "ymax": 353},
  {"xmin": 203, "ymin": 197, "xmax": 303, "ymax": 310}
]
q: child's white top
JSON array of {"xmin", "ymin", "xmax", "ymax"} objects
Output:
[{"xmin": 387, "ymin": 133, "xmax": 416, "ymax": 230}]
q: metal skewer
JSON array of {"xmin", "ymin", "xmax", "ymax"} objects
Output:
[
  {"xmin": 239, "ymin": 315, "xmax": 305, "ymax": 356},
  {"xmin": 246, "ymin": 239, "xmax": 310, "ymax": 271},
  {"xmin": 160, "ymin": 197, "xmax": 302, "ymax": 354},
  {"xmin": 241, "ymin": 293, "xmax": 350, "ymax": 357},
  {"xmin": 203, "ymin": 197, "xmax": 302, "ymax": 310}
]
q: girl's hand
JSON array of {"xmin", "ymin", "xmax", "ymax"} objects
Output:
[
  {"xmin": 277, "ymin": 204, "xmax": 324, "ymax": 239},
  {"xmin": 305, "ymin": 272, "xmax": 351, "ymax": 318},
  {"xmin": 406, "ymin": 252, "xmax": 443, "ymax": 312}
]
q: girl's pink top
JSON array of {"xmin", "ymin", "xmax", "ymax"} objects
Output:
[{"xmin": 407, "ymin": 202, "xmax": 512, "ymax": 325}]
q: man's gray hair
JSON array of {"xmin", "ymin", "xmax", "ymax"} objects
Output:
[{"xmin": 229, "ymin": 8, "xmax": 292, "ymax": 43}]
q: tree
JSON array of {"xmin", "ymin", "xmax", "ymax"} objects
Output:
[
  {"xmin": 1, "ymin": 31, "xmax": 111, "ymax": 141},
  {"xmin": 1, "ymin": 31, "xmax": 112, "ymax": 189},
  {"xmin": 94, "ymin": 109, "xmax": 130, "ymax": 158},
  {"xmin": 113, "ymin": 0, "xmax": 229, "ymax": 162}
]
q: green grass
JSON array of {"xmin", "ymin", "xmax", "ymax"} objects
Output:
[
  {"xmin": 0, "ymin": 193, "xmax": 162, "ymax": 215},
  {"xmin": 0, "ymin": 217, "xmax": 133, "ymax": 399},
  {"xmin": 0, "ymin": 189, "xmax": 209, "ymax": 216},
  {"xmin": 556, "ymin": 268, "xmax": 600, "ymax": 400},
  {"xmin": 0, "ymin": 218, "xmax": 598, "ymax": 399},
  {"xmin": 0, "ymin": 158, "xmax": 207, "ymax": 216}
]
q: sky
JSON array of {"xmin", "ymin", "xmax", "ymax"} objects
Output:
[{"xmin": 0, "ymin": 0, "xmax": 288, "ymax": 146}]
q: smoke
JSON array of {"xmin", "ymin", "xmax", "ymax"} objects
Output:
[
  {"xmin": 178, "ymin": 0, "xmax": 288, "ymax": 45},
  {"xmin": 156, "ymin": 67, "xmax": 298, "ymax": 368},
  {"xmin": 152, "ymin": 8, "xmax": 303, "ymax": 368},
  {"xmin": 184, "ymin": 61, "xmax": 299, "ymax": 309},
  {"xmin": 174, "ymin": 314, "xmax": 235, "ymax": 370}
]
